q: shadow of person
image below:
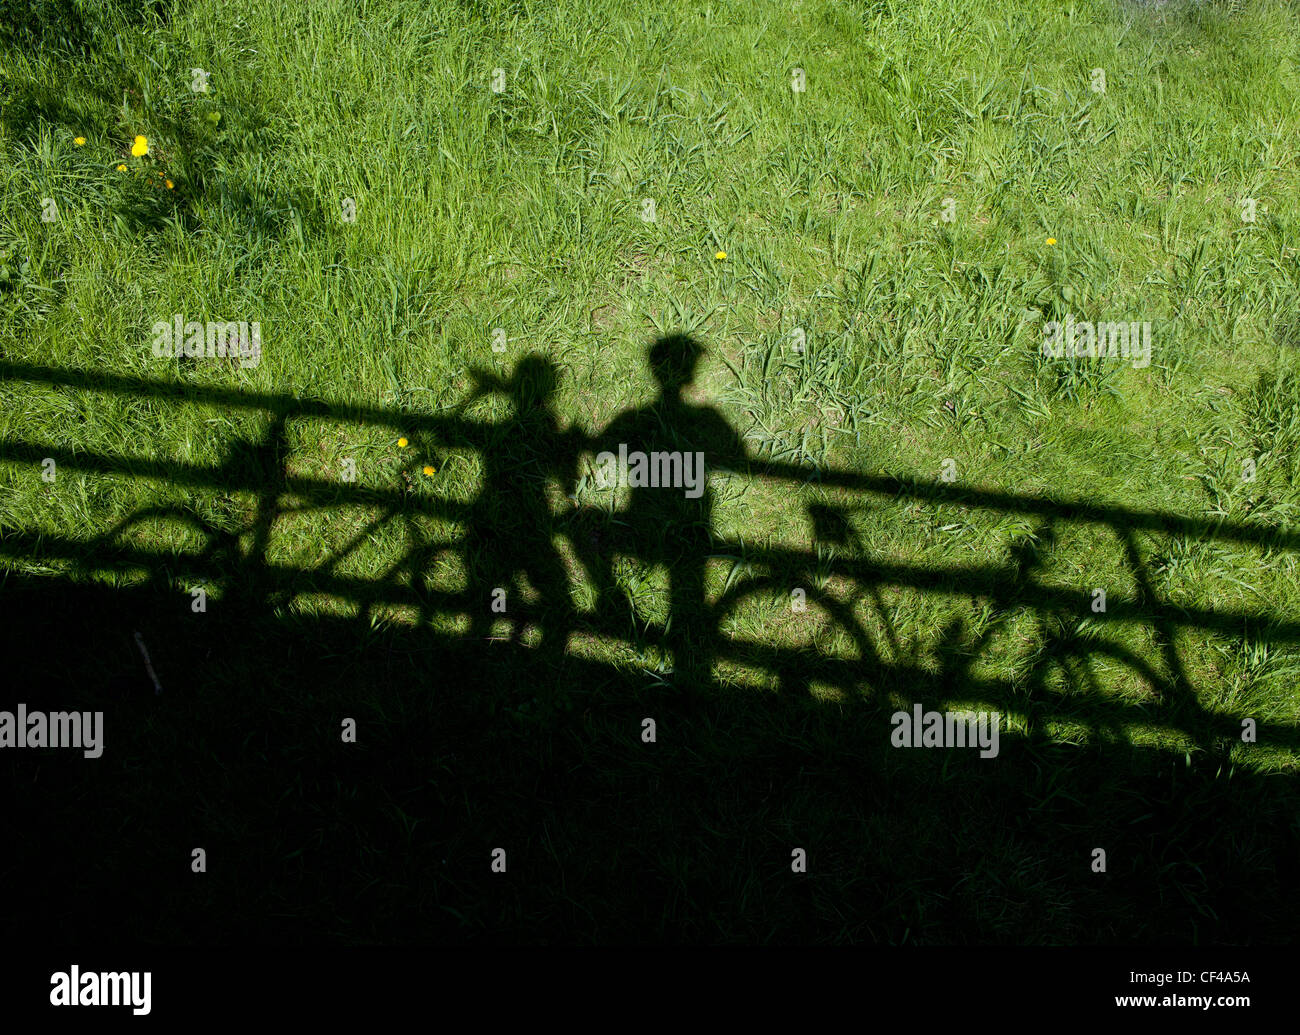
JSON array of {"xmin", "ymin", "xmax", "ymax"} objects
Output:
[
  {"xmin": 453, "ymin": 355, "xmax": 581, "ymax": 667},
  {"xmin": 589, "ymin": 334, "xmax": 749, "ymax": 690},
  {"xmin": 210, "ymin": 412, "xmax": 290, "ymax": 633}
]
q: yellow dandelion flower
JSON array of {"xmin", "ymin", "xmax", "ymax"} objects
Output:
[
  {"xmin": 74, "ymin": 137, "xmax": 86, "ymax": 146},
  {"xmin": 131, "ymin": 135, "xmax": 149, "ymax": 157},
  {"xmin": 397, "ymin": 437, "xmax": 409, "ymax": 448},
  {"xmin": 715, "ymin": 250, "xmax": 727, "ymax": 260},
  {"xmin": 422, "ymin": 465, "xmax": 435, "ymax": 477},
  {"xmin": 116, "ymin": 164, "xmax": 127, "ymax": 172},
  {"xmin": 165, "ymin": 180, "xmax": 174, "ymax": 190},
  {"xmin": 1046, "ymin": 237, "xmax": 1057, "ymax": 246}
]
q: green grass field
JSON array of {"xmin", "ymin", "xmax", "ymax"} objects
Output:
[{"xmin": 2, "ymin": 0, "xmax": 1299, "ymax": 944}]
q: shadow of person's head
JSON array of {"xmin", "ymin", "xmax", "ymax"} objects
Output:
[
  {"xmin": 648, "ymin": 334, "xmax": 704, "ymax": 399},
  {"xmin": 508, "ymin": 354, "xmax": 560, "ymax": 409}
]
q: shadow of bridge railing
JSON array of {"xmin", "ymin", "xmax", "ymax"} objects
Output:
[{"xmin": 2, "ymin": 356, "xmax": 1299, "ymax": 761}]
